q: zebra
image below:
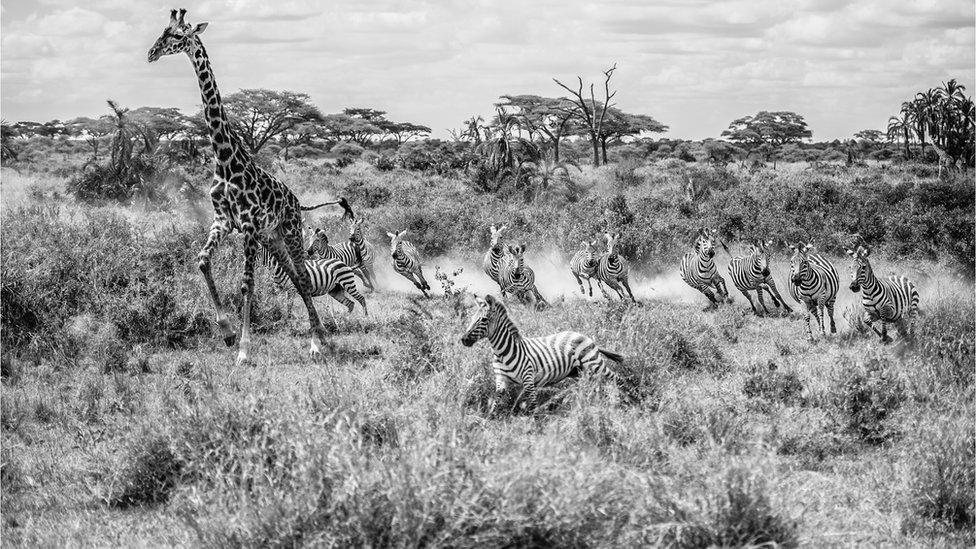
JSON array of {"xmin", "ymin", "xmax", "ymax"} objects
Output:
[
  {"xmin": 787, "ymin": 241, "xmax": 839, "ymax": 339},
  {"xmin": 387, "ymin": 230, "xmax": 430, "ymax": 296},
  {"xmin": 727, "ymin": 239, "xmax": 792, "ymax": 316},
  {"xmin": 482, "ymin": 224, "xmax": 509, "ymax": 291},
  {"xmin": 498, "ymin": 243, "xmax": 547, "ymax": 307},
  {"xmin": 461, "ymin": 293, "xmax": 623, "ymax": 414},
  {"xmin": 348, "ymin": 217, "xmax": 377, "ymax": 291},
  {"xmin": 569, "ymin": 239, "xmax": 601, "ymax": 297},
  {"xmin": 596, "ymin": 232, "xmax": 636, "ymax": 302},
  {"xmin": 306, "ymin": 227, "xmax": 370, "ymax": 287},
  {"xmin": 845, "ymin": 244, "xmax": 919, "ymax": 343},
  {"xmin": 262, "ymin": 248, "xmax": 367, "ymax": 315},
  {"xmin": 679, "ymin": 228, "xmax": 730, "ymax": 309}
]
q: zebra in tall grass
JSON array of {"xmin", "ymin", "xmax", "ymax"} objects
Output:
[
  {"xmin": 845, "ymin": 244, "xmax": 919, "ymax": 343},
  {"xmin": 570, "ymin": 239, "xmax": 601, "ymax": 297},
  {"xmin": 262, "ymin": 249, "xmax": 367, "ymax": 315},
  {"xmin": 387, "ymin": 230, "xmax": 430, "ymax": 296},
  {"xmin": 680, "ymin": 228, "xmax": 729, "ymax": 309},
  {"xmin": 596, "ymin": 232, "xmax": 636, "ymax": 302},
  {"xmin": 498, "ymin": 244, "xmax": 547, "ymax": 307},
  {"xmin": 787, "ymin": 242, "xmax": 839, "ymax": 339},
  {"xmin": 482, "ymin": 224, "xmax": 509, "ymax": 291},
  {"xmin": 461, "ymin": 293, "xmax": 622, "ymax": 414},
  {"xmin": 348, "ymin": 217, "xmax": 377, "ymax": 291},
  {"xmin": 727, "ymin": 239, "xmax": 792, "ymax": 316}
]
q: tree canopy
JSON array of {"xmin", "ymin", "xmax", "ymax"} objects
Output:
[
  {"xmin": 721, "ymin": 111, "xmax": 812, "ymax": 148},
  {"xmin": 222, "ymin": 88, "xmax": 323, "ymax": 154}
]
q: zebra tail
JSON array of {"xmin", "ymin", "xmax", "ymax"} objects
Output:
[{"xmin": 598, "ymin": 348, "xmax": 624, "ymax": 363}]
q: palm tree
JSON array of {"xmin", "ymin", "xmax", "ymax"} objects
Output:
[
  {"xmin": 913, "ymin": 90, "xmax": 940, "ymax": 158},
  {"xmin": 887, "ymin": 111, "xmax": 912, "ymax": 159},
  {"xmin": 519, "ymin": 153, "xmax": 581, "ymax": 201}
]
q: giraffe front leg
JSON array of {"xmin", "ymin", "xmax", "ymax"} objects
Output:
[
  {"xmin": 236, "ymin": 226, "xmax": 259, "ymax": 366},
  {"xmin": 283, "ymin": 229, "xmax": 328, "ymax": 358},
  {"xmin": 198, "ymin": 219, "xmax": 235, "ymax": 346}
]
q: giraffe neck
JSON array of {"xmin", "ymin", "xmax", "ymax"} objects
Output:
[{"xmin": 187, "ymin": 38, "xmax": 246, "ymax": 165}]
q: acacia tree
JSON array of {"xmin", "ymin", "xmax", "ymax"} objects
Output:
[
  {"xmin": 222, "ymin": 89, "xmax": 323, "ymax": 154},
  {"xmin": 597, "ymin": 107, "xmax": 668, "ymax": 164},
  {"xmin": 496, "ymin": 94, "xmax": 579, "ymax": 162},
  {"xmin": 381, "ymin": 121, "xmax": 432, "ymax": 145},
  {"xmin": 721, "ymin": 111, "xmax": 812, "ymax": 167},
  {"xmin": 320, "ymin": 113, "xmax": 380, "ymax": 147},
  {"xmin": 554, "ymin": 64, "xmax": 618, "ymax": 166}
]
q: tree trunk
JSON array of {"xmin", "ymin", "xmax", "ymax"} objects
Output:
[
  {"xmin": 590, "ymin": 133, "xmax": 600, "ymax": 166},
  {"xmin": 552, "ymin": 136, "xmax": 560, "ymax": 163},
  {"xmin": 601, "ymin": 137, "xmax": 608, "ymax": 165},
  {"xmin": 903, "ymin": 129, "xmax": 910, "ymax": 159}
]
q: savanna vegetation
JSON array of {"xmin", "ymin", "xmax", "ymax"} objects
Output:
[{"xmin": 1, "ymin": 71, "xmax": 973, "ymax": 546}]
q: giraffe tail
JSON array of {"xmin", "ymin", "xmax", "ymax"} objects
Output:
[{"xmin": 301, "ymin": 200, "xmax": 341, "ymax": 211}]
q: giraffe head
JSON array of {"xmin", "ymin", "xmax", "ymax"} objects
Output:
[
  {"xmin": 845, "ymin": 245, "xmax": 872, "ymax": 292},
  {"xmin": 751, "ymin": 239, "xmax": 774, "ymax": 276},
  {"xmin": 461, "ymin": 294, "xmax": 506, "ymax": 347},
  {"xmin": 147, "ymin": 9, "xmax": 208, "ymax": 63},
  {"xmin": 387, "ymin": 230, "xmax": 407, "ymax": 257},
  {"xmin": 489, "ymin": 224, "xmax": 508, "ymax": 249},
  {"xmin": 787, "ymin": 241, "xmax": 815, "ymax": 284}
]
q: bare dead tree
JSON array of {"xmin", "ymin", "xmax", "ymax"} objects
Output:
[{"xmin": 553, "ymin": 64, "xmax": 617, "ymax": 166}]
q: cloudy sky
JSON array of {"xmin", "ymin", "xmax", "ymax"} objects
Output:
[{"xmin": 2, "ymin": 0, "xmax": 973, "ymax": 140}]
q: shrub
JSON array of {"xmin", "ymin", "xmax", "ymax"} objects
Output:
[
  {"xmin": 902, "ymin": 412, "xmax": 975, "ymax": 533},
  {"xmin": 663, "ymin": 400, "xmax": 747, "ymax": 450},
  {"xmin": 910, "ymin": 298, "xmax": 975, "ymax": 387},
  {"xmin": 742, "ymin": 361, "xmax": 804, "ymax": 409},
  {"xmin": 108, "ymin": 433, "xmax": 182, "ymax": 508},
  {"xmin": 828, "ymin": 356, "xmax": 905, "ymax": 444}
]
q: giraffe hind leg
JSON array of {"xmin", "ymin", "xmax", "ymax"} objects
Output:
[{"xmin": 236, "ymin": 224, "xmax": 259, "ymax": 366}]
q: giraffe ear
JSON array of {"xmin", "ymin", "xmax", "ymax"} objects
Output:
[
  {"xmin": 386, "ymin": 232, "xmax": 396, "ymax": 239},
  {"xmin": 191, "ymin": 22, "xmax": 208, "ymax": 35}
]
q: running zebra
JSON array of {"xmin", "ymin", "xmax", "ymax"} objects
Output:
[
  {"xmin": 482, "ymin": 224, "xmax": 509, "ymax": 291},
  {"xmin": 262, "ymin": 249, "xmax": 367, "ymax": 315},
  {"xmin": 845, "ymin": 244, "xmax": 919, "ymax": 343},
  {"xmin": 596, "ymin": 232, "xmax": 636, "ymax": 302},
  {"xmin": 680, "ymin": 228, "xmax": 730, "ymax": 309},
  {"xmin": 348, "ymin": 217, "xmax": 377, "ymax": 291},
  {"xmin": 727, "ymin": 239, "xmax": 792, "ymax": 316},
  {"xmin": 307, "ymin": 228, "xmax": 364, "ymax": 272},
  {"xmin": 498, "ymin": 244, "xmax": 547, "ymax": 307},
  {"xmin": 787, "ymin": 242, "xmax": 839, "ymax": 339},
  {"xmin": 461, "ymin": 293, "xmax": 622, "ymax": 414},
  {"xmin": 569, "ymin": 239, "xmax": 601, "ymax": 297},
  {"xmin": 387, "ymin": 230, "xmax": 430, "ymax": 296}
]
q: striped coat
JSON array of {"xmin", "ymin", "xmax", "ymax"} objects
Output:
[
  {"xmin": 498, "ymin": 244, "xmax": 546, "ymax": 307},
  {"xmin": 461, "ymin": 293, "xmax": 622, "ymax": 414},
  {"xmin": 569, "ymin": 239, "xmax": 600, "ymax": 297},
  {"xmin": 788, "ymin": 242, "xmax": 839, "ymax": 338},
  {"xmin": 727, "ymin": 239, "xmax": 792, "ymax": 315},
  {"xmin": 263, "ymin": 249, "xmax": 367, "ymax": 315},
  {"xmin": 482, "ymin": 224, "xmax": 509, "ymax": 291},
  {"xmin": 387, "ymin": 230, "xmax": 430, "ymax": 296},
  {"xmin": 307, "ymin": 228, "xmax": 364, "ymax": 275},
  {"xmin": 846, "ymin": 245, "xmax": 919, "ymax": 343},
  {"xmin": 596, "ymin": 232, "xmax": 635, "ymax": 302},
  {"xmin": 680, "ymin": 228, "xmax": 729, "ymax": 308}
]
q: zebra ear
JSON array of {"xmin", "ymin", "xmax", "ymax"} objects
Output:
[
  {"xmin": 484, "ymin": 294, "xmax": 497, "ymax": 306},
  {"xmin": 845, "ymin": 248, "xmax": 856, "ymax": 257}
]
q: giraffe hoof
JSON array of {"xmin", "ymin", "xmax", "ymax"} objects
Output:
[
  {"xmin": 223, "ymin": 334, "xmax": 237, "ymax": 347},
  {"xmin": 235, "ymin": 352, "xmax": 251, "ymax": 367}
]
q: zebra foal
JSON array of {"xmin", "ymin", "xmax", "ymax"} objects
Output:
[{"xmin": 727, "ymin": 239, "xmax": 792, "ymax": 316}]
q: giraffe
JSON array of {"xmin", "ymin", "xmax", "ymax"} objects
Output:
[{"xmin": 148, "ymin": 9, "xmax": 328, "ymax": 365}]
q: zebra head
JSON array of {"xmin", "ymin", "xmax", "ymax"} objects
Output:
[
  {"xmin": 462, "ymin": 294, "xmax": 502, "ymax": 346},
  {"xmin": 752, "ymin": 239, "xmax": 773, "ymax": 277},
  {"xmin": 695, "ymin": 228, "xmax": 718, "ymax": 259},
  {"xmin": 788, "ymin": 241, "xmax": 815, "ymax": 284},
  {"xmin": 604, "ymin": 233, "xmax": 621, "ymax": 257},
  {"xmin": 387, "ymin": 230, "xmax": 407, "ymax": 258},
  {"xmin": 489, "ymin": 224, "xmax": 508, "ymax": 250},
  {"xmin": 845, "ymin": 245, "xmax": 872, "ymax": 292},
  {"xmin": 348, "ymin": 217, "xmax": 365, "ymax": 241},
  {"xmin": 307, "ymin": 228, "xmax": 329, "ymax": 258},
  {"xmin": 506, "ymin": 244, "xmax": 526, "ymax": 273}
]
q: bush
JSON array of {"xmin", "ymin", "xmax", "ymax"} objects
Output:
[
  {"xmin": 829, "ymin": 356, "xmax": 905, "ymax": 444},
  {"xmin": 108, "ymin": 433, "xmax": 182, "ymax": 508},
  {"xmin": 910, "ymin": 298, "xmax": 975, "ymax": 387},
  {"xmin": 902, "ymin": 412, "xmax": 975, "ymax": 533},
  {"xmin": 742, "ymin": 361, "xmax": 804, "ymax": 409}
]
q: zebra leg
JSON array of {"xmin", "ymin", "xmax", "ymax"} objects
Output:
[
  {"xmin": 713, "ymin": 273, "xmax": 730, "ymax": 302},
  {"xmin": 738, "ymin": 287, "xmax": 757, "ymax": 314},
  {"xmin": 520, "ymin": 376, "xmax": 538, "ymax": 414},
  {"xmin": 805, "ymin": 301, "xmax": 819, "ymax": 341},
  {"xmin": 698, "ymin": 286, "xmax": 720, "ymax": 310},
  {"xmin": 416, "ymin": 266, "xmax": 431, "ymax": 292},
  {"xmin": 197, "ymin": 219, "xmax": 235, "ymax": 346},
  {"xmin": 344, "ymin": 281, "xmax": 368, "ymax": 316},
  {"xmin": 765, "ymin": 278, "xmax": 791, "ymax": 312},
  {"xmin": 826, "ymin": 299, "xmax": 837, "ymax": 334},
  {"xmin": 328, "ymin": 288, "xmax": 355, "ymax": 313},
  {"xmin": 755, "ymin": 287, "xmax": 771, "ymax": 315},
  {"xmin": 862, "ymin": 312, "xmax": 886, "ymax": 341},
  {"xmin": 573, "ymin": 273, "xmax": 585, "ymax": 296},
  {"xmin": 360, "ymin": 264, "xmax": 376, "ymax": 291},
  {"xmin": 586, "ymin": 277, "xmax": 594, "ymax": 297},
  {"xmin": 489, "ymin": 372, "xmax": 510, "ymax": 417},
  {"xmin": 621, "ymin": 277, "xmax": 636, "ymax": 303}
]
